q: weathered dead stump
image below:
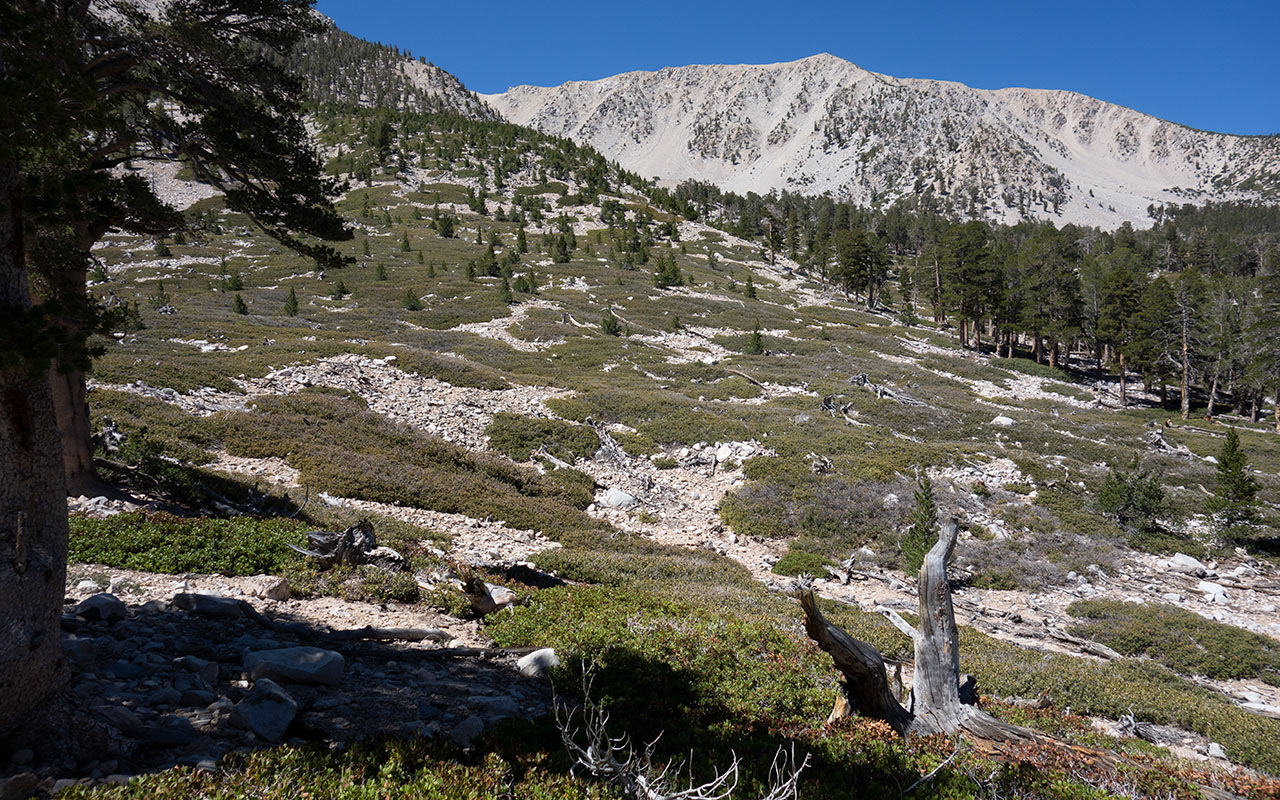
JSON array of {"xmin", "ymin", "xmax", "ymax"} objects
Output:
[
  {"xmin": 802, "ymin": 519, "xmax": 1034, "ymax": 743},
  {"xmin": 288, "ymin": 519, "xmax": 407, "ymax": 572}
]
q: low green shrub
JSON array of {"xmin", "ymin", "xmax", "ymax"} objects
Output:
[
  {"xmin": 1067, "ymin": 600, "xmax": 1280, "ymax": 686},
  {"xmin": 485, "ymin": 412, "xmax": 600, "ymax": 463},
  {"xmin": 991, "ymin": 357, "xmax": 1072, "ymax": 382},
  {"xmin": 69, "ymin": 513, "xmax": 306, "ymax": 575},
  {"xmin": 772, "ymin": 549, "xmax": 831, "ymax": 576}
]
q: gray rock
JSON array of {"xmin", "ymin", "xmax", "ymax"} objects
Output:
[
  {"xmin": 74, "ymin": 593, "xmax": 127, "ymax": 624},
  {"xmin": 1197, "ymin": 580, "xmax": 1228, "ymax": 603},
  {"xmin": 245, "ymin": 647, "xmax": 344, "ymax": 686},
  {"xmin": 172, "ymin": 593, "xmax": 244, "ymax": 619},
  {"xmin": 516, "ymin": 648, "xmax": 560, "ymax": 678},
  {"xmin": 181, "ymin": 689, "xmax": 218, "ymax": 707},
  {"xmin": 10, "ymin": 749, "xmax": 33, "ymax": 766},
  {"xmin": 1169, "ymin": 553, "xmax": 1207, "ymax": 576},
  {"xmin": 63, "ymin": 635, "xmax": 96, "ymax": 665},
  {"xmin": 470, "ymin": 695, "xmax": 519, "ymax": 719},
  {"xmin": 990, "ymin": 415, "xmax": 1016, "ymax": 427},
  {"xmin": 148, "ymin": 687, "xmax": 182, "ymax": 707},
  {"xmin": 447, "ymin": 715, "xmax": 485, "ymax": 748},
  {"xmin": 1208, "ymin": 742, "xmax": 1227, "ymax": 760},
  {"xmin": 248, "ymin": 576, "xmax": 291, "ymax": 602},
  {"xmin": 140, "ymin": 716, "xmax": 198, "ymax": 746},
  {"xmin": 1160, "ymin": 592, "xmax": 1182, "ymax": 603},
  {"xmin": 603, "ymin": 488, "xmax": 638, "ymax": 508},
  {"xmin": 230, "ymin": 679, "xmax": 297, "ymax": 743},
  {"xmin": 75, "ymin": 579, "xmax": 100, "ymax": 592},
  {"xmin": 0, "ymin": 773, "xmax": 38, "ymax": 800},
  {"xmin": 174, "ymin": 655, "xmax": 219, "ymax": 683}
]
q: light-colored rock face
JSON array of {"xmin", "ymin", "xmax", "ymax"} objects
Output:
[{"xmin": 484, "ymin": 53, "xmax": 1280, "ymax": 229}]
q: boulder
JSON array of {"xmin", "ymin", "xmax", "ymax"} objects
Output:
[
  {"xmin": 245, "ymin": 646, "xmax": 344, "ymax": 686},
  {"xmin": 1208, "ymin": 742, "xmax": 1227, "ymax": 760},
  {"xmin": 1169, "ymin": 553, "xmax": 1207, "ymax": 576},
  {"xmin": 603, "ymin": 488, "xmax": 638, "ymax": 508},
  {"xmin": 447, "ymin": 715, "xmax": 484, "ymax": 748},
  {"xmin": 248, "ymin": 576, "xmax": 291, "ymax": 602},
  {"xmin": 990, "ymin": 415, "xmax": 1016, "ymax": 427},
  {"xmin": 62, "ymin": 635, "xmax": 96, "ymax": 665},
  {"xmin": 516, "ymin": 648, "xmax": 560, "ymax": 678},
  {"xmin": 0, "ymin": 773, "xmax": 37, "ymax": 800},
  {"xmin": 74, "ymin": 593, "xmax": 127, "ymax": 624},
  {"xmin": 174, "ymin": 655, "xmax": 220, "ymax": 683},
  {"xmin": 715, "ymin": 444, "xmax": 733, "ymax": 462},
  {"xmin": 1197, "ymin": 581, "xmax": 1228, "ymax": 603},
  {"xmin": 172, "ymin": 593, "xmax": 244, "ymax": 619},
  {"xmin": 230, "ymin": 679, "xmax": 297, "ymax": 743}
]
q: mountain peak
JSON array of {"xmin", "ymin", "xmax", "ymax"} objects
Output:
[{"xmin": 486, "ymin": 57, "xmax": 1280, "ymax": 228}]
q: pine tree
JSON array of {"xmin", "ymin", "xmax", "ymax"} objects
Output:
[
  {"xmin": 900, "ymin": 468, "xmax": 938, "ymax": 573},
  {"xmin": 361, "ymin": 237, "xmax": 370, "ymax": 257},
  {"xmin": 745, "ymin": 323, "xmax": 764, "ymax": 355},
  {"xmin": 498, "ymin": 277, "xmax": 513, "ymax": 304},
  {"xmin": 1205, "ymin": 428, "xmax": 1259, "ymax": 535},
  {"xmin": 375, "ymin": 263, "xmax": 388, "ymax": 281},
  {"xmin": 653, "ymin": 254, "xmax": 682, "ymax": 288},
  {"xmin": 283, "ymin": 287, "xmax": 298, "ymax": 317},
  {"xmin": 232, "ymin": 293, "xmax": 248, "ymax": 315},
  {"xmin": 332, "ymin": 280, "xmax": 348, "ymax": 300},
  {"xmin": 426, "ymin": 262, "xmax": 436, "ymax": 279},
  {"xmin": 600, "ymin": 307, "xmax": 622, "ymax": 337},
  {"xmin": 744, "ymin": 272, "xmax": 756, "ymax": 299},
  {"xmin": 403, "ymin": 290, "xmax": 423, "ymax": 311}
]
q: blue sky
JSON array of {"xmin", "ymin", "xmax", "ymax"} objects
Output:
[{"xmin": 316, "ymin": 1, "xmax": 1279, "ymax": 136}]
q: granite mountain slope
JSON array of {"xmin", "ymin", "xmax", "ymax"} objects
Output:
[{"xmin": 486, "ymin": 53, "xmax": 1280, "ymax": 228}]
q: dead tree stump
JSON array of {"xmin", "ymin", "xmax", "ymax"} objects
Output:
[{"xmin": 802, "ymin": 519, "xmax": 1034, "ymax": 742}]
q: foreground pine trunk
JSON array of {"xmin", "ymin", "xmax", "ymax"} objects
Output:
[
  {"xmin": 802, "ymin": 520, "xmax": 1032, "ymax": 741},
  {"xmin": 0, "ymin": 160, "xmax": 70, "ymax": 732}
]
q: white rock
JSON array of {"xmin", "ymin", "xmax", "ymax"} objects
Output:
[
  {"xmin": 715, "ymin": 445, "xmax": 733, "ymax": 462},
  {"xmin": 604, "ymin": 488, "xmax": 638, "ymax": 508},
  {"xmin": 1169, "ymin": 553, "xmax": 1207, "ymax": 575},
  {"xmin": 249, "ymin": 576, "xmax": 291, "ymax": 602},
  {"xmin": 516, "ymin": 648, "xmax": 560, "ymax": 677},
  {"xmin": 1160, "ymin": 593, "xmax": 1182, "ymax": 603},
  {"xmin": 1208, "ymin": 742, "xmax": 1227, "ymax": 760},
  {"xmin": 1197, "ymin": 580, "xmax": 1227, "ymax": 602},
  {"xmin": 990, "ymin": 415, "xmax": 1016, "ymax": 427}
]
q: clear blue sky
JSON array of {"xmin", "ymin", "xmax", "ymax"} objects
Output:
[{"xmin": 316, "ymin": 0, "xmax": 1280, "ymax": 136}]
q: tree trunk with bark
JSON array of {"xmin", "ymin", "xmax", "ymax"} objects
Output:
[
  {"xmin": 0, "ymin": 159, "xmax": 70, "ymax": 733},
  {"xmin": 51, "ymin": 365, "xmax": 99, "ymax": 496},
  {"xmin": 802, "ymin": 520, "xmax": 1033, "ymax": 741}
]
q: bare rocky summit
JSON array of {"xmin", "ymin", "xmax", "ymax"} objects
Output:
[{"xmin": 486, "ymin": 53, "xmax": 1280, "ymax": 228}]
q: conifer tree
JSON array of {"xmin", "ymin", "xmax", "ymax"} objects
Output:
[
  {"xmin": 232, "ymin": 294, "xmax": 248, "ymax": 315},
  {"xmin": 375, "ymin": 263, "xmax": 388, "ymax": 281},
  {"xmin": 403, "ymin": 290, "xmax": 423, "ymax": 311},
  {"xmin": 600, "ymin": 307, "xmax": 622, "ymax": 336},
  {"xmin": 1205, "ymin": 428, "xmax": 1259, "ymax": 535},
  {"xmin": 284, "ymin": 287, "xmax": 299, "ymax": 317},
  {"xmin": 900, "ymin": 468, "xmax": 938, "ymax": 573},
  {"xmin": 745, "ymin": 323, "xmax": 764, "ymax": 355}
]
